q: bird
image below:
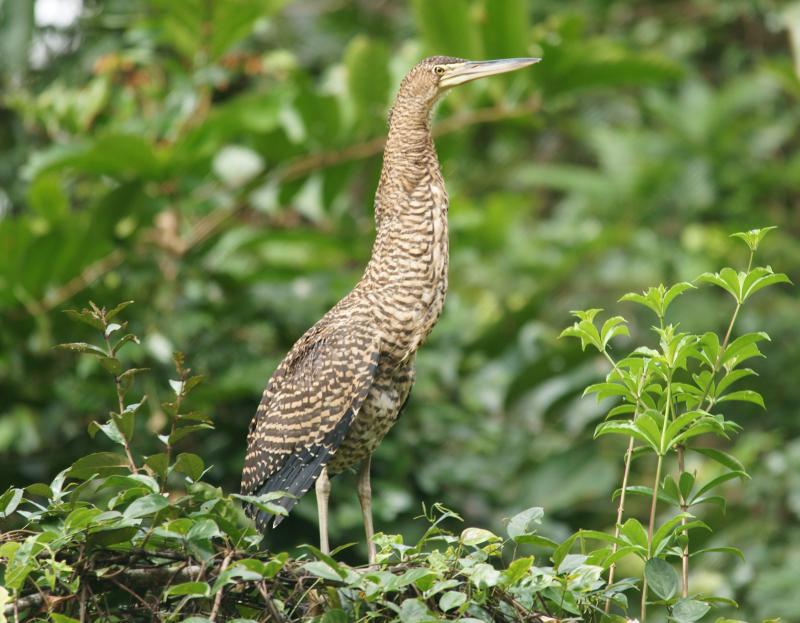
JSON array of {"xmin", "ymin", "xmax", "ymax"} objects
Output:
[{"xmin": 241, "ymin": 55, "xmax": 541, "ymax": 564}]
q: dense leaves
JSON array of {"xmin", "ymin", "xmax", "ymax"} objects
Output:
[{"xmin": 1, "ymin": 0, "xmax": 799, "ymax": 621}]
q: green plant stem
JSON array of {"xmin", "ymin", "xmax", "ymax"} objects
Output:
[
  {"xmin": 641, "ymin": 383, "xmax": 673, "ymax": 621},
  {"xmin": 162, "ymin": 389, "xmax": 183, "ymax": 492},
  {"xmin": 672, "ymin": 250, "xmax": 752, "ymax": 598},
  {"xmin": 605, "ymin": 436, "xmax": 634, "ymax": 613},
  {"xmin": 104, "ymin": 333, "xmax": 138, "ymax": 475},
  {"xmin": 604, "ymin": 359, "xmax": 647, "ymax": 613},
  {"xmin": 677, "ymin": 444, "xmax": 689, "ymax": 598}
]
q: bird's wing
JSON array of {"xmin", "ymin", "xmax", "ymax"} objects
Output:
[{"xmin": 241, "ymin": 324, "xmax": 380, "ymax": 530}]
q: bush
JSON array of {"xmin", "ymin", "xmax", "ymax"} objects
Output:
[{"xmin": 0, "ymin": 227, "xmax": 789, "ymax": 622}]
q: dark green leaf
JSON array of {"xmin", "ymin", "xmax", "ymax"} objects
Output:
[
  {"xmin": 670, "ymin": 598, "xmax": 710, "ymax": 622},
  {"xmin": 68, "ymin": 452, "xmax": 130, "ymax": 480},
  {"xmin": 645, "ymin": 558, "xmax": 678, "ymax": 601},
  {"xmin": 122, "ymin": 493, "xmax": 168, "ymax": 519}
]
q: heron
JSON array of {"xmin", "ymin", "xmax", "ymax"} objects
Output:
[{"xmin": 241, "ymin": 55, "xmax": 541, "ymax": 564}]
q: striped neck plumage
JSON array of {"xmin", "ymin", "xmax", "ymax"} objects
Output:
[{"xmin": 374, "ymin": 94, "xmax": 441, "ymax": 227}]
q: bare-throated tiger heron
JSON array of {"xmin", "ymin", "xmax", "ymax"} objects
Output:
[{"xmin": 241, "ymin": 56, "xmax": 541, "ymax": 564}]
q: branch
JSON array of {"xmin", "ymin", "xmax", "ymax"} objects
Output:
[{"xmin": 32, "ymin": 95, "xmax": 542, "ymax": 313}]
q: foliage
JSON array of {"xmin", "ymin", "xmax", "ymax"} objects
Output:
[
  {"xmin": 0, "ymin": 304, "xmax": 616, "ymax": 621},
  {"xmin": 1, "ymin": 0, "xmax": 799, "ymax": 621},
  {"xmin": 0, "ymin": 230, "xmax": 789, "ymax": 621},
  {"xmin": 560, "ymin": 227, "xmax": 789, "ymax": 622}
]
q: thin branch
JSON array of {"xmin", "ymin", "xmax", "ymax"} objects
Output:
[
  {"xmin": 32, "ymin": 96, "xmax": 542, "ymax": 313},
  {"xmin": 209, "ymin": 551, "xmax": 233, "ymax": 622}
]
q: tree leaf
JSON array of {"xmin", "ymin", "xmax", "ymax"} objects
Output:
[
  {"xmin": 439, "ymin": 590, "xmax": 466, "ymax": 612},
  {"xmin": 68, "ymin": 452, "xmax": 130, "ymax": 480},
  {"xmin": 173, "ymin": 453, "xmax": 205, "ymax": 480},
  {"xmin": 644, "ymin": 557, "xmax": 678, "ymax": 601},
  {"xmin": 506, "ymin": 506, "xmax": 544, "ymax": 540},
  {"xmin": 717, "ymin": 390, "xmax": 765, "ymax": 408},
  {"xmin": 55, "ymin": 342, "xmax": 107, "ymax": 357},
  {"xmin": 164, "ymin": 581, "xmax": 210, "ymax": 598},
  {"xmin": 122, "ymin": 493, "xmax": 168, "ymax": 519},
  {"xmin": 670, "ymin": 598, "xmax": 710, "ymax": 622}
]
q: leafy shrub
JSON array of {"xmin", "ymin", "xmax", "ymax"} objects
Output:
[
  {"xmin": 558, "ymin": 227, "xmax": 789, "ymax": 623},
  {"xmin": 0, "ymin": 227, "xmax": 789, "ymax": 623},
  {"xmin": 0, "ymin": 302, "xmax": 612, "ymax": 622}
]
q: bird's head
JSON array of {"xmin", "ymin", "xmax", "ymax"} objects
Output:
[{"xmin": 395, "ymin": 55, "xmax": 541, "ymax": 109}]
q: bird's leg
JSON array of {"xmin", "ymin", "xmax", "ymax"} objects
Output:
[
  {"xmin": 357, "ymin": 457, "xmax": 377, "ymax": 565},
  {"xmin": 315, "ymin": 467, "xmax": 331, "ymax": 555}
]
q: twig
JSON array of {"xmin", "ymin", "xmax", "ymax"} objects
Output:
[
  {"xmin": 209, "ymin": 551, "xmax": 233, "ymax": 622},
  {"xmin": 32, "ymin": 96, "xmax": 543, "ymax": 313},
  {"xmin": 109, "ymin": 577, "xmax": 153, "ymax": 613},
  {"xmin": 39, "ymin": 249, "xmax": 126, "ymax": 313},
  {"xmin": 258, "ymin": 581, "xmax": 287, "ymax": 623}
]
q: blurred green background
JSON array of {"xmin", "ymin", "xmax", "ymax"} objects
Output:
[{"xmin": 0, "ymin": 0, "xmax": 798, "ymax": 619}]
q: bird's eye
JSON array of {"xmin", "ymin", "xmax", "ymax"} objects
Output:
[{"xmin": 434, "ymin": 65, "xmax": 445, "ymax": 76}]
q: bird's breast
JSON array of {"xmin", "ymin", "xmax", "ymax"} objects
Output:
[{"xmin": 368, "ymin": 180, "xmax": 449, "ymax": 361}]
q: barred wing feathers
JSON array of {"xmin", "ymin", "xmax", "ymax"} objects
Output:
[{"xmin": 241, "ymin": 324, "xmax": 380, "ymax": 530}]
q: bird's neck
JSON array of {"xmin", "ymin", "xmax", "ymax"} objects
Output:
[
  {"xmin": 373, "ymin": 97, "xmax": 441, "ymax": 227},
  {"xmin": 356, "ymin": 94, "xmax": 449, "ymax": 304}
]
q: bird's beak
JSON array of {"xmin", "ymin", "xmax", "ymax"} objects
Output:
[{"xmin": 439, "ymin": 57, "xmax": 541, "ymax": 89}]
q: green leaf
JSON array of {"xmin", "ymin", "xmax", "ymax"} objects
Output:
[
  {"xmin": 303, "ymin": 560, "xmax": 345, "ymax": 582},
  {"xmin": 577, "ymin": 530, "xmax": 629, "ymax": 548},
  {"xmin": 145, "ymin": 453, "xmax": 169, "ymax": 478},
  {"xmin": 188, "ymin": 519, "xmax": 222, "ymax": 542},
  {"xmin": 722, "ymin": 332, "xmax": 770, "ymax": 363},
  {"xmin": 670, "ymin": 598, "xmax": 710, "ymax": 622},
  {"xmin": 173, "ymin": 453, "xmax": 205, "ymax": 480},
  {"xmin": 88, "ymin": 418, "xmax": 125, "ymax": 446},
  {"xmin": 86, "ymin": 526, "xmax": 139, "ymax": 548},
  {"xmin": 506, "ymin": 506, "xmax": 544, "ymax": 540},
  {"xmin": 232, "ymin": 492, "xmax": 289, "ymax": 518},
  {"xmin": 717, "ymin": 389, "xmax": 765, "ymax": 408},
  {"xmin": 105, "ymin": 300, "xmax": 135, "ymax": 321},
  {"xmin": 690, "ymin": 471, "xmax": 749, "ymax": 503},
  {"xmin": 123, "ymin": 493, "xmax": 168, "ymax": 519},
  {"xmin": 64, "ymin": 507, "xmax": 104, "ymax": 531},
  {"xmin": 68, "ymin": 452, "xmax": 130, "ymax": 480},
  {"xmin": 730, "ymin": 226, "xmax": 777, "ymax": 252},
  {"xmin": 63, "ymin": 309, "xmax": 104, "ymax": 330},
  {"xmin": 664, "ymin": 410, "xmax": 709, "ymax": 452},
  {"xmin": 595, "ymin": 418, "xmax": 660, "ymax": 454},
  {"xmin": 741, "ymin": 266, "xmax": 792, "ymax": 301},
  {"xmin": 645, "ymin": 557, "xmax": 679, "ymax": 601},
  {"xmin": 169, "ymin": 423, "xmax": 214, "ymax": 444},
  {"xmin": 500, "ymin": 556, "xmax": 534, "ymax": 586},
  {"xmin": 460, "ymin": 526, "xmax": 500, "ymax": 546},
  {"xmin": 0, "ymin": 488, "xmax": 24, "ymax": 518},
  {"xmin": 651, "ymin": 513, "xmax": 695, "ymax": 555},
  {"xmin": 56, "ymin": 342, "xmax": 108, "ymax": 357},
  {"xmin": 696, "ymin": 269, "xmax": 741, "ymax": 302},
  {"xmin": 715, "ymin": 368, "xmax": 757, "ymax": 396},
  {"xmin": 112, "ymin": 334, "xmax": 140, "ymax": 356},
  {"xmin": 439, "ymin": 590, "xmax": 466, "ymax": 612},
  {"xmin": 552, "ymin": 532, "xmax": 578, "ymax": 570},
  {"xmin": 689, "ymin": 545, "xmax": 744, "ymax": 560},
  {"xmin": 620, "ymin": 518, "xmax": 649, "ymax": 550},
  {"xmin": 692, "ymin": 447, "xmax": 746, "ymax": 472},
  {"xmin": 164, "ymin": 581, "xmax": 210, "ymax": 598}
]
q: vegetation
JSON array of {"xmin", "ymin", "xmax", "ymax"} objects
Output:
[{"xmin": 1, "ymin": 1, "xmax": 798, "ymax": 621}]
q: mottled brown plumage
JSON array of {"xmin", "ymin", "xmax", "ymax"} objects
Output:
[{"xmin": 241, "ymin": 55, "xmax": 540, "ymax": 562}]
